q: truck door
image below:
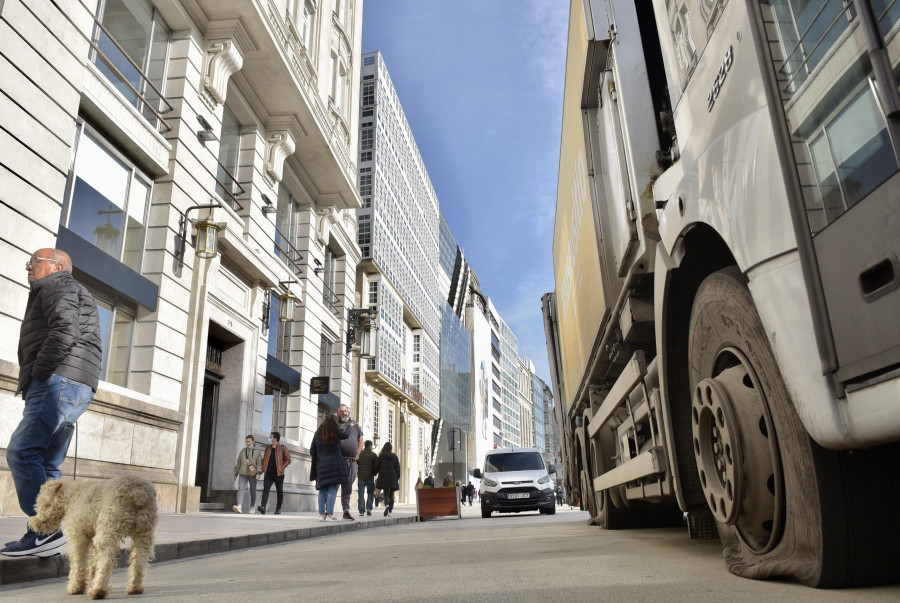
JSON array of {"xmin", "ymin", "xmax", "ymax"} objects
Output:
[{"xmin": 768, "ymin": 0, "xmax": 900, "ymax": 384}]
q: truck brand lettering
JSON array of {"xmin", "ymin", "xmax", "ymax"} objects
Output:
[{"xmin": 706, "ymin": 45, "xmax": 733, "ymax": 112}]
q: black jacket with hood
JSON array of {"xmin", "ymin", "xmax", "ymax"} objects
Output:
[{"xmin": 17, "ymin": 271, "xmax": 102, "ymax": 396}]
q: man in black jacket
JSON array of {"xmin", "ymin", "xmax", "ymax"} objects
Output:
[
  {"xmin": 2, "ymin": 249, "xmax": 102, "ymax": 558},
  {"xmin": 356, "ymin": 440, "xmax": 378, "ymax": 516}
]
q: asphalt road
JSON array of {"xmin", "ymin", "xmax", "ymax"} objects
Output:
[{"xmin": 2, "ymin": 506, "xmax": 899, "ymax": 602}]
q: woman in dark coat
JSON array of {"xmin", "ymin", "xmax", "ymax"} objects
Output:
[
  {"xmin": 309, "ymin": 415, "xmax": 350, "ymax": 520},
  {"xmin": 373, "ymin": 441, "xmax": 401, "ymax": 517}
]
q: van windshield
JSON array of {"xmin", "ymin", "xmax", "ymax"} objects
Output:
[{"xmin": 484, "ymin": 452, "xmax": 544, "ymax": 473}]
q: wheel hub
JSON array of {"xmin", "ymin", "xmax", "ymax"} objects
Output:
[{"xmin": 692, "ymin": 356, "xmax": 784, "ymax": 553}]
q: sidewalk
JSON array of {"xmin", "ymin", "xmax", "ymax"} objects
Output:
[{"xmin": 0, "ymin": 505, "xmax": 418, "ymax": 587}]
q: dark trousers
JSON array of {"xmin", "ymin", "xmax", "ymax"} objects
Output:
[
  {"xmin": 260, "ymin": 473, "xmax": 285, "ymax": 511},
  {"xmin": 385, "ymin": 488, "xmax": 395, "ymax": 510}
]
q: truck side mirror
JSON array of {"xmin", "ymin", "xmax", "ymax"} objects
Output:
[
  {"xmin": 473, "ymin": 468, "xmax": 482, "ymax": 479},
  {"xmin": 548, "ymin": 464, "xmax": 557, "ymax": 474}
]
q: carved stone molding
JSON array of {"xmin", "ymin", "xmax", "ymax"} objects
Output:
[
  {"xmin": 202, "ymin": 39, "xmax": 244, "ymax": 108},
  {"xmin": 316, "ymin": 204, "xmax": 336, "ymax": 246},
  {"xmin": 264, "ymin": 130, "xmax": 296, "ymax": 184}
]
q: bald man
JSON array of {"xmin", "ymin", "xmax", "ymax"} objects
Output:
[{"xmin": 2, "ymin": 249, "xmax": 102, "ymax": 558}]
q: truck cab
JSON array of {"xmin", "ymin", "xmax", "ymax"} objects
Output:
[{"xmin": 473, "ymin": 447, "xmax": 557, "ymax": 518}]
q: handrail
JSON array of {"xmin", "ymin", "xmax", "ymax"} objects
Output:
[
  {"xmin": 780, "ymin": 2, "xmax": 854, "ymax": 93},
  {"xmin": 48, "ymin": 0, "xmax": 173, "ymax": 131},
  {"xmin": 273, "ymin": 224, "xmax": 304, "ymax": 275},
  {"xmin": 323, "ymin": 282, "xmax": 340, "ymax": 311},
  {"xmin": 214, "ymin": 158, "xmax": 246, "ymax": 211}
]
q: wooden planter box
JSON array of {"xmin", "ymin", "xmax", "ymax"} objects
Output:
[{"xmin": 415, "ymin": 486, "xmax": 462, "ymax": 520}]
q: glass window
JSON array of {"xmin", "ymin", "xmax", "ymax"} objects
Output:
[
  {"xmin": 771, "ymin": 0, "xmax": 851, "ymax": 90},
  {"xmin": 274, "ymin": 183, "xmax": 300, "ymax": 267},
  {"xmin": 262, "ymin": 382, "xmax": 287, "ymax": 434},
  {"xmin": 216, "ymin": 105, "xmax": 241, "ymax": 210},
  {"xmin": 373, "ymin": 397, "xmax": 380, "ymax": 439},
  {"xmin": 387, "ymin": 406, "xmax": 394, "ymax": 443},
  {"xmin": 319, "ymin": 334, "xmax": 334, "ymax": 378},
  {"xmin": 322, "ymin": 247, "xmax": 338, "ymax": 311},
  {"xmin": 65, "ymin": 125, "xmax": 151, "ymax": 272},
  {"xmin": 807, "ymin": 85, "xmax": 898, "ymax": 228},
  {"xmin": 93, "ymin": 0, "xmax": 170, "ymax": 126},
  {"xmin": 267, "ymin": 293, "xmax": 292, "ymax": 362},
  {"xmin": 93, "ymin": 291, "xmax": 136, "ymax": 388}
]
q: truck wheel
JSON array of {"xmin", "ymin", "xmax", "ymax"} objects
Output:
[
  {"xmin": 596, "ymin": 488, "xmax": 640, "ymax": 529},
  {"xmin": 688, "ymin": 268, "xmax": 900, "ymax": 586}
]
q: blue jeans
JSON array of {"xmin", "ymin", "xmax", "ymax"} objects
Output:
[
  {"xmin": 358, "ymin": 478, "xmax": 375, "ymax": 514},
  {"xmin": 7, "ymin": 375, "xmax": 94, "ymax": 516},
  {"xmin": 318, "ymin": 483, "xmax": 339, "ymax": 516}
]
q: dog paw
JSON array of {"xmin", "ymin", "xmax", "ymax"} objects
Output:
[
  {"xmin": 126, "ymin": 584, "xmax": 144, "ymax": 595},
  {"xmin": 68, "ymin": 583, "xmax": 86, "ymax": 595},
  {"xmin": 88, "ymin": 587, "xmax": 108, "ymax": 599}
]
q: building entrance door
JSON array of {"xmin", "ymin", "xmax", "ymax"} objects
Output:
[{"xmin": 195, "ymin": 372, "xmax": 220, "ymax": 503}]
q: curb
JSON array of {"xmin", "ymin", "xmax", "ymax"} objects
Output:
[{"xmin": 0, "ymin": 516, "xmax": 415, "ymax": 587}]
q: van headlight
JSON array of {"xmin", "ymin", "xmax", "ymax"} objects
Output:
[
  {"xmin": 538, "ymin": 475, "xmax": 550, "ymax": 484},
  {"xmin": 483, "ymin": 477, "xmax": 498, "ymax": 487}
]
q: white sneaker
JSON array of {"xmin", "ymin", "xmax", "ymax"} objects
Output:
[
  {"xmin": 232, "ymin": 505, "xmax": 241, "ymax": 514},
  {"xmin": 319, "ymin": 515, "xmax": 326, "ymax": 521},
  {"xmin": 328, "ymin": 515, "xmax": 338, "ymax": 521}
]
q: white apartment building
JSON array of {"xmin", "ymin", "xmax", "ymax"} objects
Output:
[
  {"xmin": 355, "ymin": 51, "xmax": 441, "ymax": 504},
  {"xmin": 0, "ymin": 0, "xmax": 363, "ymax": 513}
]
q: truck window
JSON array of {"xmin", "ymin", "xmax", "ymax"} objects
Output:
[{"xmin": 485, "ymin": 452, "xmax": 545, "ymax": 472}]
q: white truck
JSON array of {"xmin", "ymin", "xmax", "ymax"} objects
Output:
[
  {"xmin": 473, "ymin": 447, "xmax": 557, "ymax": 518},
  {"xmin": 543, "ymin": 0, "xmax": 900, "ymax": 588}
]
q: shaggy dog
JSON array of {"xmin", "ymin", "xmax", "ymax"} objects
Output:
[{"xmin": 30, "ymin": 476, "xmax": 158, "ymax": 599}]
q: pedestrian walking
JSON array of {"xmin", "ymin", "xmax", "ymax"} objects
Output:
[
  {"xmin": 556, "ymin": 486, "xmax": 564, "ymax": 506},
  {"xmin": 466, "ymin": 481, "xmax": 475, "ymax": 506},
  {"xmin": 3, "ymin": 249, "xmax": 102, "ymax": 558},
  {"xmin": 257, "ymin": 431, "xmax": 291, "ymax": 515},
  {"xmin": 336, "ymin": 404, "xmax": 363, "ymax": 520},
  {"xmin": 458, "ymin": 481, "xmax": 466, "ymax": 504},
  {"xmin": 310, "ymin": 414, "xmax": 352, "ymax": 520},
  {"xmin": 232, "ymin": 435, "xmax": 262, "ymax": 513},
  {"xmin": 374, "ymin": 441, "xmax": 400, "ymax": 517},
  {"xmin": 357, "ymin": 439, "xmax": 378, "ymax": 516},
  {"xmin": 423, "ymin": 472, "xmax": 435, "ymax": 488}
]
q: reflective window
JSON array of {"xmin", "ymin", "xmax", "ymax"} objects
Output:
[
  {"xmin": 274, "ymin": 183, "xmax": 301, "ymax": 268},
  {"xmin": 807, "ymin": 86, "xmax": 898, "ymax": 229},
  {"xmin": 267, "ymin": 294, "xmax": 292, "ymax": 363},
  {"xmin": 93, "ymin": 0, "xmax": 169, "ymax": 126},
  {"xmin": 216, "ymin": 105, "xmax": 242, "ymax": 210},
  {"xmin": 65, "ymin": 125, "xmax": 150, "ymax": 272},
  {"xmin": 93, "ymin": 292, "xmax": 136, "ymax": 388}
]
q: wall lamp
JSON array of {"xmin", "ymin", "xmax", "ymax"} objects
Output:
[
  {"xmin": 196, "ymin": 114, "xmax": 217, "ymax": 145},
  {"xmin": 176, "ymin": 202, "xmax": 223, "ymax": 267},
  {"xmin": 313, "ymin": 257, "xmax": 323, "ymax": 275},
  {"xmin": 261, "ymin": 194, "xmax": 277, "ymax": 215},
  {"xmin": 346, "ymin": 307, "xmax": 378, "ymax": 357},
  {"xmin": 278, "ymin": 280, "xmax": 298, "ymax": 322}
]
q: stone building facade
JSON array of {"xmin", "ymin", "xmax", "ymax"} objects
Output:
[{"xmin": 0, "ymin": 0, "xmax": 364, "ymax": 514}]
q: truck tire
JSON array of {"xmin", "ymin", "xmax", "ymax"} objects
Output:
[{"xmin": 688, "ymin": 268, "xmax": 900, "ymax": 587}]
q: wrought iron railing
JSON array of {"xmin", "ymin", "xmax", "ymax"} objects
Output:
[
  {"xmin": 323, "ymin": 282, "xmax": 341, "ymax": 314},
  {"xmin": 273, "ymin": 225, "xmax": 303, "ymax": 276},
  {"xmin": 214, "ymin": 159, "xmax": 246, "ymax": 212}
]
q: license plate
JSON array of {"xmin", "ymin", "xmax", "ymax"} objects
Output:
[{"xmin": 507, "ymin": 493, "xmax": 530, "ymax": 499}]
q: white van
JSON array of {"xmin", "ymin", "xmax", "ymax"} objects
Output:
[{"xmin": 473, "ymin": 447, "xmax": 556, "ymax": 518}]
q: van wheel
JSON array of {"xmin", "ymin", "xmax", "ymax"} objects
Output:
[
  {"xmin": 481, "ymin": 506, "xmax": 491, "ymax": 519},
  {"xmin": 688, "ymin": 268, "xmax": 900, "ymax": 586},
  {"xmin": 545, "ymin": 504, "xmax": 556, "ymax": 516}
]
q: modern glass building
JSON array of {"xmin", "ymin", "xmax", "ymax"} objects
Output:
[{"xmin": 440, "ymin": 301, "xmax": 473, "ymax": 432}]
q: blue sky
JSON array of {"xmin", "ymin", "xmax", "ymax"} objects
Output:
[{"xmin": 361, "ymin": 1, "xmax": 570, "ymax": 383}]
